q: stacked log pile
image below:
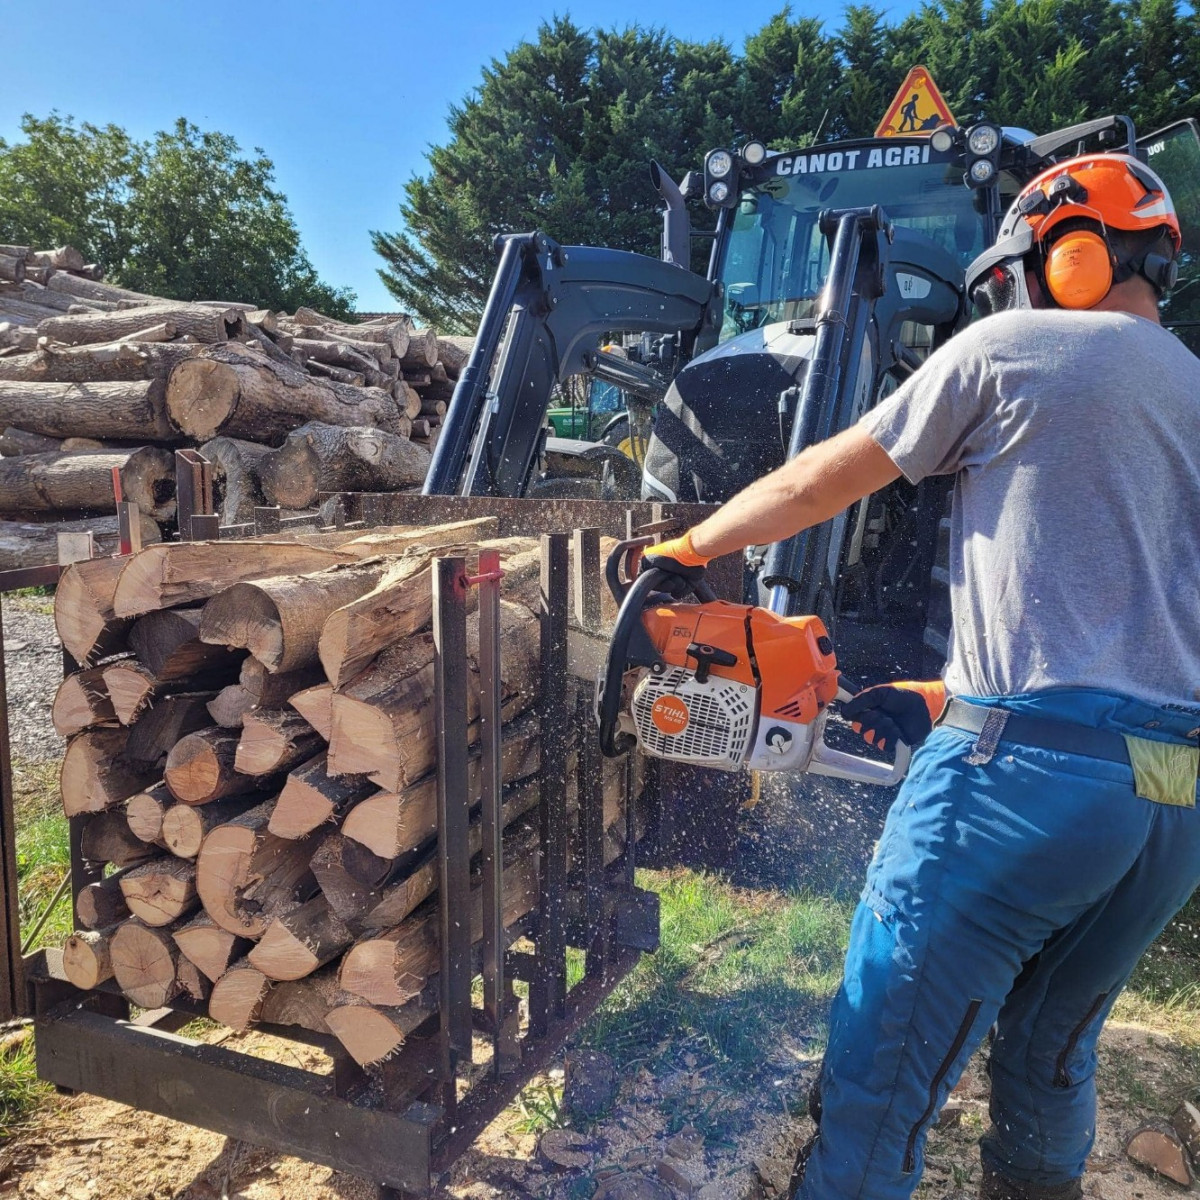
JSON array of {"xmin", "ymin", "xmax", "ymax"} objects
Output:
[
  {"xmin": 0, "ymin": 247, "xmax": 467, "ymax": 569},
  {"xmin": 56, "ymin": 519, "xmax": 634, "ymax": 1068}
]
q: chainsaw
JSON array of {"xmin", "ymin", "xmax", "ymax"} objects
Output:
[{"xmin": 595, "ymin": 539, "xmax": 910, "ymax": 786}]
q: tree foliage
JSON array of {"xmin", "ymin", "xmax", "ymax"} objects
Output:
[
  {"xmin": 0, "ymin": 114, "xmax": 354, "ymax": 316},
  {"xmin": 376, "ymin": 0, "xmax": 1198, "ymax": 328}
]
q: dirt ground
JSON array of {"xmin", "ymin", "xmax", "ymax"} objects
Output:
[{"xmin": 2, "ymin": 1020, "xmax": 1194, "ymax": 1199}]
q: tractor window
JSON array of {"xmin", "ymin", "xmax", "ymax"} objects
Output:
[
  {"xmin": 718, "ymin": 150, "xmax": 982, "ymax": 339},
  {"xmin": 1141, "ymin": 120, "xmax": 1200, "ymax": 356}
]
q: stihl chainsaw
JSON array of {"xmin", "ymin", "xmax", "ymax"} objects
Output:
[{"xmin": 596, "ymin": 539, "xmax": 910, "ymax": 786}]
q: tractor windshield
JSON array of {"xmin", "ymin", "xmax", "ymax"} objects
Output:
[{"xmin": 718, "ymin": 144, "xmax": 984, "ymax": 338}]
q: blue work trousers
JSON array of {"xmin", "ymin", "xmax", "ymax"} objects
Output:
[{"xmin": 799, "ymin": 691, "xmax": 1200, "ymax": 1200}]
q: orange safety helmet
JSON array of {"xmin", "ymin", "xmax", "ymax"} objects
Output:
[{"xmin": 966, "ymin": 153, "xmax": 1181, "ymax": 313}]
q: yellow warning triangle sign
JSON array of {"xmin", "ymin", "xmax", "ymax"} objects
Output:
[{"xmin": 875, "ymin": 66, "xmax": 956, "ymax": 138}]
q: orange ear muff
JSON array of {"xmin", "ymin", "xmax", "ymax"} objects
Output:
[{"xmin": 1043, "ymin": 229, "xmax": 1114, "ymax": 309}]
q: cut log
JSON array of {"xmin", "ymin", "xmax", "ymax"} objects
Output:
[
  {"xmin": 248, "ymin": 896, "xmax": 353, "ymax": 980},
  {"xmin": 305, "ymin": 359, "xmax": 364, "ymax": 387},
  {"xmin": 103, "ymin": 658, "xmax": 234, "ymax": 728},
  {"xmin": 0, "ymin": 447, "xmax": 175, "ymax": 519},
  {"xmin": 165, "ymin": 344, "xmax": 401, "ymax": 441},
  {"xmin": 0, "ymin": 245, "xmax": 31, "ymax": 261},
  {"xmin": 195, "ymin": 803, "xmax": 322, "ymax": 937},
  {"xmin": 342, "ymin": 715, "xmax": 540, "ymax": 860},
  {"xmin": 436, "ymin": 336, "xmax": 471, "ymax": 378},
  {"xmin": 51, "ymin": 667, "xmax": 116, "ymax": 737},
  {"xmin": 197, "ymin": 437, "xmax": 271, "ymax": 525},
  {"xmin": 110, "ymin": 920, "xmax": 180, "ymax": 1008},
  {"xmin": 76, "ymin": 871, "xmax": 132, "ymax": 930},
  {"xmin": 116, "ymin": 321, "xmax": 175, "ymax": 344},
  {"xmin": 0, "ymin": 513, "xmax": 160, "ymax": 573},
  {"xmin": 127, "ymin": 783, "xmax": 172, "ymax": 844},
  {"xmin": 175, "ymin": 955, "xmax": 212, "ymax": 1003},
  {"xmin": 199, "ymin": 558, "xmax": 393, "ymax": 674},
  {"xmin": 241, "ymin": 657, "xmax": 325, "ymax": 707},
  {"xmin": 63, "ymin": 927, "xmax": 116, "ymax": 990},
  {"xmin": 61, "ymin": 727, "xmax": 158, "ymax": 816},
  {"xmin": 1171, "ymin": 1099, "xmax": 1200, "ymax": 1164},
  {"xmin": 129, "ymin": 607, "xmax": 237, "ymax": 680},
  {"xmin": 125, "ymin": 692, "xmax": 218, "ymax": 763},
  {"xmin": 30, "ymin": 246, "xmax": 85, "ymax": 272},
  {"xmin": 119, "ymin": 857, "xmax": 198, "ymax": 926},
  {"xmin": 0, "ymin": 378, "xmax": 173, "ymax": 442},
  {"xmin": 79, "ymin": 809, "xmax": 158, "ymax": 868},
  {"xmin": 235, "ymin": 710, "xmax": 322, "ymax": 776},
  {"xmin": 172, "ymin": 912, "xmax": 250, "ymax": 983},
  {"xmin": 37, "ymin": 303, "xmax": 239, "ymax": 346},
  {"xmin": 209, "ymin": 962, "xmax": 271, "ymax": 1031},
  {"xmin": 0, "ymin": 324, "xmax": 38, "ymax": 352},
  {"xmin": 324, "ymin": 989, "xmax": 441, "ymax": 1067},
  {"xmin": 0, "ymin": 255, "xmax": 25, "ymax": 284},
  {"xmin": 161, "ymin": 795, "xmax": 264, "ymax": 859},
  {"xmin": 419, "ymin": 398, "xmax": 447, "ymax": 419},
  {"xmin": 258, "ymin": 423, "xmax": 429, "ymax": 511},
  {"xmin": 207, "ymin": 685, "xmax": 257, "ymax": 729},
  {"xmin": 44, "ymin": 272, "xmax": 157, "ymax": 307},
  {"xmin": 394, "ymin": 382, "xmax": 422, "ymax": 422},
  {"xmin": 400, "ymin": 328, "xmax": 438, "ymax": 368},
  {"xmin": 1126, "ymin": 1124, "xmax": 1194, "ymax": 1186},
  {"xmin": 0, "ymin": 339, "xmax": 200, "ymax": 385},
  {"xmin": 0, "ymin": 427, "xmax": 60, "ymax": 455},
  {"xmin": 164, "ymin": 726, "xmax": 261, "ymax": 805},
  {"xmin": 268, "ymin": 754, "xmax": 374, "ymax": 840},
  {"xmin": 111, "ymin": 541, "xmax": 355, "ymax": 618},
  {"xmin": 258, "ymin": 968, "xmax": 348, "ymax": 1032},
  {"xmin": 309, "ymin": 834, "xmax": 390, "ymax": 923},
  {"xmin": 54, "ymin": 555, "xmax": 131, "ymax": 663},
  {"xmin": 290, "ymin": 684, "xmax": 333, "ymax": 741},
  {"xmin": 246, "ymin": 310, "xmax": 278, "ymax": 335},
  {"xmin": 292, "ymin": 337, "xmax": 383, "ymax": 374}
]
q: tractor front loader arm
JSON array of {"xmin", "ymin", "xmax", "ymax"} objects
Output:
[{"xmin": 424, "ymin": 231, "xmax": 717, "ymax": 497}]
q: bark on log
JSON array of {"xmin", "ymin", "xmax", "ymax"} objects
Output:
[
  {"xmin": 258, "ymin": 968, "xmax": 350, "ymax": 1032},
  {"xmin": 111, "ymin": 540, "xmax": 356, "ymax": 617},
  {"xmin": 0, "ymin": 324, "xmax": 38, "ymax": 353},
  {"xmin": 400, "ymin": 328, "xmax": 438, "ymax": 368},
  {"xmin": 197, "ymin": 436, "xmax": 273, "ymax": 525},
  {"xmin": 0, "ymin": 378, "xmax": 174, "ymax": 442},
  {"xmin": 79, "ymin": 809, "xmax": 158, "ymax": 867},
  {"xmin": 172, "ymin": 912, "xmax": 251, "ymax": 983},
  {"xmin": 292, "ymin": 336, "xmax": 384, "ymax": 372},
  {"xmin": 116, "ymin": 322, "xmax": 174, "ymax": 343},
  {"xmin": 164, "ymin": 726, "xmax": 263, "ymax": 805},
  {"xmin": 248, "ymin": 895, "xmax": 353, "ymax": 981},
  {"xmin": 51, "ymin": 666, "xmax": 117, "ymax": 737},
  {"xmin": 436, "ymin": 337, "xmax": 471, "ymax": 378},
  {"xmin": 0, "ymin": 447, "xmax": 175, "ymax": 519},
  {"xmin": 0, "ymin": 427, "xmax": 60, "ymax": 455},
  {"xmin": 55, "ymin": 556, "xmax": 130, "ymax": 663},
  {"xmin": 195, "ymin": 803, "xmax": 323, "ymax": 937},
  {"xmin": 0, "ymin": 513, "xmax": 161, "ymax": 573},
  {"xmin": 290, "ymin": 684, "xmax": 333, "ymax": 741},
  {"xmin": 119, "ymin": 857, "xmax": 198, "ymax": 926},
  {"xmin": 63, "ymin": 928, "xmax": 115, "ymax": 990},
  {"xmin": 309, "ymin": 833, "xmax": 391, "ymax": 924},
  {"xmin": 129, "ymin": 607, "xmax": 239, "ymax": 681},
  {"xmin": 111, "ymin": 920, "xmax": 181, "ymax": 1008},
  {"xmin": 305, "ymin": 359, "xmax": 364, "ymax": 387},
  {"xmin": 0, "ymin": 339, "xmax": 199, "ymax": 384},
  {"xmin": 258, "ymin": 423, "xmax": 428, "ymax": 511},
  {"xmin": 269, "ymin": 754, "xmax": 374, "ymax": 840},
  {"xmin": 161, "ymin": 795, "xmax": 264, "ymax": 859},
  {"xmin": 76, "ymin": 871, "xmax": 132, "ymax": 929},
  {"xmin": 176, "ymin": 955, "xmax": 212, "ymax": 1003},
  {"xmin": 209, "ymin": 962, "xmax": 271, "ymax": 1031},
  {"xmin": 126, "ymin": 782, "xmax": 172, "ymax": 844},
  {"xmin": 124, "ymin": 692, "xmax": 219, "ymax": 763},
  {"xmin": 44, "ymin": 273, "xmax": 158, "ymax": 307},
  {"xmin": 235, "ymin": 710, "xmax": 322, "ymax": 776},
  {"xmin": 207, "ymin": 685, "xmax": 256, "ymax": 729},
  {"xmin": 0, "ymin": 246, "xmax": 31, "ymax": 261},
  {"xmin": 165, "ymin": 344, "xmax": 401, "ymax": 441},
  {"xmin": 37, "ymin": 303, "xmax": 239, "ymax": 346},
  {"xmin": 0, "ymin": 255, "xmax": 26, "ymax": 284},
  {"xmin": 393, "ymin": 382, "xmax": 422, "ymax": 422},
  {"xmin": 61, "ymin": 727, "xmax": 158, "ymax": 816},
  {"xmin": 30, "ymin": 246, "xmax": 85, "ymax": 271},
  {"xmin": 103, "ymin": 657, "xmax": 235, "ymax": 728}
]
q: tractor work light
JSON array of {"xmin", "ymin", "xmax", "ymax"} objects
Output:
[
  {"xmin": 706, "ymin": 150, "xmax": 734, "ymax": 178},
  {"xmin": 969, "ymin": 159, "xmax": 996, "ymax": 184},
  {"xmin": 964, "ymin": 121, "xmax": 1002, "ymax": 190},
  {"xmin": 741, "ymin": 140, "xmax": 768, "ymax": 166},
  {"xmin": 930, "ymin": 127, "xmax": 957, "ymax": 154},
  {"xmin": 708, "ymin": 181, "xmax": 730, "ymax": 204},
  {"xmin": 966, "ymin": 123, "xmax": 1001, "ymax": 156}
]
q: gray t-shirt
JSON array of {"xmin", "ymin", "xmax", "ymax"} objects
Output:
[{"xmin": 860, "ymin": 308, "xmax": 1200, "ymax": 706}]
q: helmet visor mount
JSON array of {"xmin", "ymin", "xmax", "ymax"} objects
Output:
[{"xmin": 965, "ymin": 223, "xmax": 1037, "ymax": 316}]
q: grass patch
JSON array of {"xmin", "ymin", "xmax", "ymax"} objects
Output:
[
  {"xmin": 13, "ymin": 758, "xmax": 70, "ymax": 953},
  {"xmin": 0, "ymin": 1035, "xmax": 49, "ymax": 1141},
  {"xmin": 5, "ymin": 589, "xmax": 55, "ymax": 616}
]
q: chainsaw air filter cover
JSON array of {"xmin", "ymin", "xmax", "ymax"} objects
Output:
[{"xmin": 631, "ymin": 665, "xmax": 755, "ymax": 770}]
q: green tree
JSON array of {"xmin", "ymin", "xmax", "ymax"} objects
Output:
[{"xmin": 0, "ymin": 113, "xmax": 352, "ymax": 316}]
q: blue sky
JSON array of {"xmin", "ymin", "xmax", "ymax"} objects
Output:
[{"xmin": 6, "ymin": 0, "xmax": 915, "ymax": 312}]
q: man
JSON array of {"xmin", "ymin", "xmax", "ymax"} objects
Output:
[{"xmin": 642, "ymin": 153, "xmax": 1200, "ymax": 1200}]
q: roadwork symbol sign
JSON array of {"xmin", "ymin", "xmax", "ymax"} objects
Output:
[{"xmin": 875, "ymin": 66, "xmax": 956, "ymax": 138}]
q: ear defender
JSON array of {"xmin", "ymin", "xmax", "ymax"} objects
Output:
[{"xmin": 1042, "ymin": 228, "xmax": 1115, "ymax": 309}]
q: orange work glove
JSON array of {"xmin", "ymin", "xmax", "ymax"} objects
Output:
[
  {"xmin": 639, "ymin": 530, "xmax": 711, "ymax": 596},
  {"xmin": 842, "ymin": 680, "xmax": 948, "ymax": 751}
]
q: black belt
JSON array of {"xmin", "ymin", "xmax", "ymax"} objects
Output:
[{"xmin": 939, "ymin": 697, "xmax": 1133, "ymax": 765}]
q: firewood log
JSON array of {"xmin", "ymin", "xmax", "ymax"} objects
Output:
[
  {"xmin": 0, "ymin": 379, "xmax": 175, "ymax": 443},
  {"xmin": 241, "ymin": 657, "xmax": 324, "ymax": 706},
  {"xmin": 76, "ymin": 870, "xmax": 132, "ymax": 930},
  {"xmin": 127, "ymin": 783, "xmax": 172, "ymax": 844},
  {"xmin": 55, "ymin": 556, "xmax": 131, "ymax": 663},
  {"xmin": 0, "ymin": 339, "xmax": 200, "ymax": 385},
  {"xmin": 0, "ymin": 245, "xmax": 31, "ymax": 261},
  {"xmin": 125, "ymin": 693, "xmax": 219, "ymax": 763},
  {"xmin": 248, "ymin": 895, "xmax": 354, "ymax": 981},
  {"xmin": 103, "ymin": 659, "xmax": 233, "ymax": 728},
  {"xmin": 164, "ymin": 726, "xmax": 262, "ymax": 805},
  {"xmin": 129, "ymin": 607, "xmax": 241, "ymax": 681},
  {"xmin": 305, "ymin": 359, "xmax": 365, "ymax": 387},
  {"xmin": 115, "ymin": 321, "xmax": 175, "ymax": 344},
  {"xmin": 258, "ymin": 967, "xmax": 350, "ymax": 1032},
  {"xmin": 394, "ymin": 382, "xmax": 422, "ymax": 421},
  {"xmin": 44, "ymin": 272, "xmax": 157, "ymax": 306},
  {"xmin": 37, "ymin": 303, "xmax": 240, "ymax": 346},
  {"xmin": 1126, "ymin": 1124, "xmax": 1194, "ymax": 1186},
  {"xmin": 80, "ymin": 809, "xmax": 159, "ymax": 867},
  {"xmin": 309, "ymin": 834, "xmax": 390, "ymax": 923},
  {"xmin": 288, "ymin": 325, "xmax": 395, "ymax": 364},
  {"xmin": 399, "ymin": 328, "xmax": 438, "ymax": 368},
  {"xmin": 0, "ymin": 513, "xmax": 161, "ymax": 572},
  {"xmin": 111, "ymin": 920, "xmax": 181, "ymax": 1008},
  {"xmin": 257, "ymin": 422, "xmax": 429, "ymax": 511},
  {"xmin": 165, "ymin": 344, "xmax": 402, "ymax": 441},
  {"xmin": 292, "ymin": 337, "xmax": 383, "ymax": 373},
  {"xmin": 290, "ymin": 684, "xmax": 333, "ymax": 741},
  {"xmin": 235, "ymin": 710, "xmax": 322, "ymax": 776},
  {"xmin": 195, "ymin": 803, "xmax": 324, "ymax": 937},
  {"xmin": 207, "ymin": 685, "xmax": 257, "ymax": 729},
  {"xmin": 419, "ymin": 398, "xmax": 447, "ymax": 419},
  {"xmin": 436, "ymin": 336, "xmax": 471, "ymax": 378},
  {"xmin": 0, "ymin": 324, "xmax": 37, "ymax": 352},
  {"xmin": 0, "ymin": 255, "xmax": 26, "ymax": 284},
  {"xmin": 246, "ymin": 309, "xmax": 278, "ymax": 335},
  {"xmin": 0, "ymin": 427, "xmax": 60, "ymax": 455},
  {"xmin": 172, "ymin": 912, "xmax": 250, "ymax": 983},
  {"xmin": 119, "ymin": 857, "xmax": 198, "ymax": 926},
  {"xmin": 268, "ymin": 754, "xmax": 374, "ymax": 840},
  {"xmin": 0, "ymin": 447, "xmax": 175, "ymax": 519},
  {"xmin": 341, "ymin": 714, "xmax": 540, "ymax": 860},
  {"xmin": 30, "ymin": 246, "xmax": 85, "ymax": 271},
  {"xmin": 111, "ymin": 540, "xmax": 357, "ymax": 618},
  {"xmin": 161, "ymin": 795, "xmax": 264, "ymax": 859},
  {"xmin": 63, "ymin": 927, "xmax": 116, "ymax": 990},
  {"xmin": 325, "ymin": 994, "xmax": 440, "ymax": 1067},
  {"xmin": 51, "ymin": 666, "xmax": 117, "ymax": 737},
  {"xmin": 208, "ymin": 962, "xmax": 271, "ymax": 1030},
  {"xmin": 61, "ymin": 727, "xmax": 158, "ymax": 816},
  {"xmin": 197, "ymin": 437, "xmax": 272, "ymax": 525},
  {"xmin": 176, "ymin": 955, "xmax": 212, "ymax": 1003}
]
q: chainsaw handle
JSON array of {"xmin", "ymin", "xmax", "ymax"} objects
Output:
[
  {"xmin": 604, "ymin": 536, "xmax": 718, "ymax": 606},
  {"xmin": 807, "ymin": 737, "xmax": 912, "ymax": 787}
]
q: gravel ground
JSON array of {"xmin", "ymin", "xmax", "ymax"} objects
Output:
[{"xmin": 1, "ymin": 594, "xmax": 65, "ymax": 763}]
